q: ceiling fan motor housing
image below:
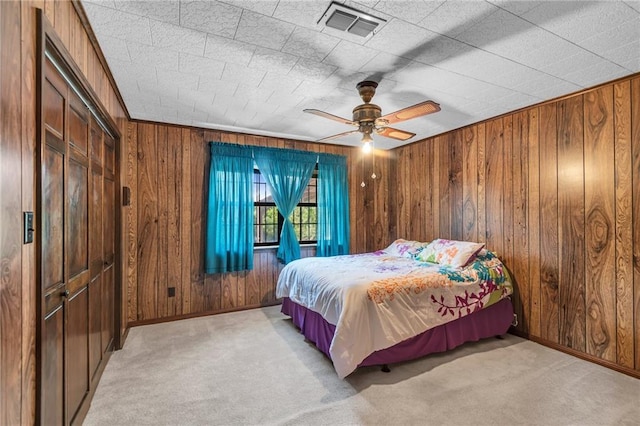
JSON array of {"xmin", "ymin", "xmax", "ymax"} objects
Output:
[{"xmin": 352, "ymin": 103, "xmax": 381, "ymax": 123}]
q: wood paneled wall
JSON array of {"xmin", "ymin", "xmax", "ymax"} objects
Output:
[
  {"xmin": 125, "ymin": 122, "xmax": 382, "ymax": 323},
  {"xmin": 0, "ymin": 1, "xmax": 127, "ymax": 424},
  {"xmin": 388, "ymin": 75, "xmax": 640, "ymax": 376}
]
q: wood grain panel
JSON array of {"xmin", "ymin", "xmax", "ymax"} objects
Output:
[
  {"xmin": 54, "ymin": 0, "xmax": 70, "ymax": 47},
  {"xmin": 502, "ymin": 114, "xmax": 514, "ymax": 272},
  {"xmin": 439, "ymin": 136, "xmax": 451, "ymax": 239},
  {"xmin": 68, "ymin": 93, "xmax": 88, "ymax": 155},
  {"xmin": 374, "ymin": 149, "xmax": 389, "ymax": 248},
  {"xmin": 613, "ymin": 81, "xmax": 633, "ymax": 368},
  {"xmin": 190, "ymin": 129, "xmax": 207, "ymax": 312},
  {"xmin": 180, "ymin": 128, "xmax": 191, "ymax": 314},
  {"xmin": 66, "ymin": 288, "xmax": 89, "ymax": 422},
  {"xmin": 431, "ymin": 138, "xmax": 440, "ymax": 240},
  {"xmin": 90, "ymin": 137, "xmax": 103, "ymax": 278},
  {"xmin": 68, "ymin": 157, "xmax": 89, "ymax": 277},
  {"xmin": 476, "ymin": 123, "xmax": 486, "ymax": 244},
  {"xmin": 43, "ymin": 73, "xmax": 64, "ymax": 138},
  {"xmin": 1, "ymin": 2, "xmax": 23, "ymax": 423},
  {"xmin": 355, "ymin": 151, "xmax": 367, "ymax": 252},
  {"xmin": 69, "ymin": 11, "xmax": 86, "ymax": 74},
  {"xmin": 632, "ymin": 77, "xmax": 640, "ymax": 370},
  {"xmin": 557, "ymin": 96, "xmax": 586, "ymax": 352},
  {"xmin": 485, "ymin": 118, "xmax": 504, "ymax": 255},
  {"xmin": 126, "ymin": 122, "xmax": 138, "ymax": 323},
  {"xmin": 136, "ymin": 123, "xmax": 158, "ymax": 320},
  {"xmin": 512, "ymin": 111, "xmax": 530, "ymax": 334},
  {"xmin": 462, "ymin": 126, "xmax": 478, "ymax": 242},
  {"xmin": 405, "ymin": 145, "xmax": 417, "ymax": 241},
  {"xmin": 101, "ymin": 266, "xmax": 115, "ymax": 354},
  {"xmin": 156, "ymin": 126, "xmax": 168, "ymax": 318},
  {"xmin": 41, "ymin": 308, "xmax": 64, "ymax": 426},
  {"xmin": 363, "ymin": 151, "xmax": 375, "ymax": 252},
  {"xmin": 21, "ymin": 3, "xmax": 39, "ymax": 422},
  {"xmin": 222, "ymin": 272, "xmax": 238, "ymax": 309},
  {"xmin": 450, "ymin": 131, "xmax": 463, "ymax": 241},
  {"xmin": 42, "ymin": 145, "xmax": 65, "ymax": 291},
  {"xmin": 539, "ymin": 103, "xmax": 560, "ymax": 343},
  {"xmin": 88, "ymin": 277, "xmax": 102, "ymax": 379},
  {"xmin": 387, "ymin": 147, "xmax": 398, "ymax": 242},
  {"xmin": 527, "ymin": 108, "xmax": 541, "ymax": 336},
  {"xmin": 353, "ymin": 149, "xmax": 365, "ymax": 247},
  {"xmin": 394, "ymin": 146, "xmax": 407, "ymax": 239},
  {"xmin": 103, "ymin": 140, "xmax": 115, "ymax": 266},
  {"xmin": 166, "ymin": 126, "xmax": 182, "ymax": 317},
  {"xmin": 584, "ymin": 86, "xmax": 616, "ymax": 361}
]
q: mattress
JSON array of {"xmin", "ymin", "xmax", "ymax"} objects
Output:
[{"xmin": 276, "ymin": 249, "xmax": 513, "ymax": 377}]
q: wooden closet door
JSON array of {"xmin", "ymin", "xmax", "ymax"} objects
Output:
[
  {"xmin": 65, "ymin": 90, "xmax": 91, "ymax": 423},
  {"xmin": 102, "ymin": 134, "xmax": 116, "ymax": 353},
  {"xmin": 40, "ymin": 56, "xmax": 91, "ymax": 425},
  {"xmin": 41, "ymin": 56, "xmax": 68, "ymax": 426},
  {"xmin": 88, "ymin": 118, "xmax": 103, "ymax": 380}
]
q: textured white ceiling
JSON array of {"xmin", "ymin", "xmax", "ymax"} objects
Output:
[{"xmin": 82, "ymin": 0, "xmax": 640, "ymax": 150}]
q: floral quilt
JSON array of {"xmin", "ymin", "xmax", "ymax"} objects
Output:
[{"xmin": 276, "ymin": 249, "xmax": 512, "ymax": 378}]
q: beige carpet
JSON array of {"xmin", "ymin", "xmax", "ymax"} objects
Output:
[{"xmin": 84, "ymin": 305, "xmax": 639, "ymax": 426}]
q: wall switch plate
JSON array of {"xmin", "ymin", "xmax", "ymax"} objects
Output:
[{"xmin": 24, "ymin": 211, "xmax": 34, "ymax": 244}]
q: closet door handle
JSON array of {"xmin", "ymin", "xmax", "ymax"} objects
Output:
[{"xmin": 61, "ymin": 289, "xmax": 70, "ymax": 298}]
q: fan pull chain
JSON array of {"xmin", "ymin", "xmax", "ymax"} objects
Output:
[{"xmin": 371, "ymin": 139, "xmax": 376, "ymax": 179}]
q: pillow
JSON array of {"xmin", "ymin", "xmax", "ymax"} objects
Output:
[
  {"xmin": 383, "ymin": 239, "xmax": 427, "ymax": 258},
  {"xmin": 416, "ymin": 239, "xmax": 485, "ymax": 268}
]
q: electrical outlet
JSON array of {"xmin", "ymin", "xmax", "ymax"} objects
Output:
[{"xmin": 168, "ymin": 287, "xmax": 176, "ymax": 297}]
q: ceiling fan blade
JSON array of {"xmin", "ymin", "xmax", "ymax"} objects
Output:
[
  {"xmin": 377, "ymin": 100, "xmax": 441, "ymax": 125},
  {"xmin": 317, "ymin": 130, "xmax": 360, "ymax": 142},
  {"xmin": 376, "ymin": 127, "xmax": 416, "ymax": 141},
  {"xmin": 304, "ymin": 109, "xmax": 357, "ymax": 126}
]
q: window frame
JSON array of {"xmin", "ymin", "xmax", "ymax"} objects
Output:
[{"xmin": 252, "ymin": 167, "xmax": 318, "ymax": 247}]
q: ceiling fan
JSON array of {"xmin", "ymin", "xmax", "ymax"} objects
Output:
[{"xmin": 304, "ymin": 80, "xmax": 441, "ymax": 151}]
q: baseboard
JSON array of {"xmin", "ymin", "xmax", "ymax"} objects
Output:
[
  {"xmin": 128, "ymin": 301, "xmax": 283, "ymax": 328},
  {"xmin": 508, "ymin": 329, "xmax": 639, "ymax": 380}
]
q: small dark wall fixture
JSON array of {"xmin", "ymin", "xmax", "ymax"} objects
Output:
[
  {"xmin": 24, "ymin": 211, "xmax": 34, "ymax": 244},
  {"xmin": 122, "ymin": 186, "xmax": 130, "ymax": 206}
]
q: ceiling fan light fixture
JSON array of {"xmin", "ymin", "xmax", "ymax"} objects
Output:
[{"xmin": 362, "ymin": 132, "xmax": 373, "ymax": 154}]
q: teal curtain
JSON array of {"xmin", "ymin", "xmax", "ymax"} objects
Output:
[
  {"xmin": 317, "ymin": 153, "xmax": 350, "ymax": 257},
  {"xmin": 254, "ymin": 147, "xmax": 317, "ymax": 264},
  {"xmin": 205, "ymin": 142, "xmax": 254, "ymax": 273}
]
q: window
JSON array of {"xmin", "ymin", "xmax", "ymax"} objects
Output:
[{"xmin": 253, "ymin": 168, "xmax": 317, "ymax": 246}]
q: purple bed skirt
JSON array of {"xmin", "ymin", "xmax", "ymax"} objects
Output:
[{"xmin": 281, "ymin": 297, "xmax": 514, "ymax": 368}]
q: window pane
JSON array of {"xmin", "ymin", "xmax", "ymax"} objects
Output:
[
  {"xmin": 300, "ymin": 177, "xmax": 317, "ymax": 202},
  {"xmin": 265, "ymin": 206, "xmax": 278, "ymax": 224},
  {"xmin": 254, "ymin": 169, "xmax": 317, "ymax": 245},
  {"xmin": 309, "ymin": 223, "xmax": 317, "ymax": 241},
  {"xmin": 265, "ymin": 224, "xmax": 278, "ymax": 242}
]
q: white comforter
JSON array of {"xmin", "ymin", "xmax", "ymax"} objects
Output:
[{"xmin": 276, "ymin": 250, "xmax": 512, "ymax": 378}]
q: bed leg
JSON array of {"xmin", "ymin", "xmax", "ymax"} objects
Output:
[
  {"xmin": 495, "ymin": 335, "xmax": 505, "ymax": 340},
  {"xmin": 381, "ymin": 364, "xmax": 391, "ymax": 373}
]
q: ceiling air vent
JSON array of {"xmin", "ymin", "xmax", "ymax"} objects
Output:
[{"xmin": 319, "ymin": 2, "xmax": 386, "ymax": 38}]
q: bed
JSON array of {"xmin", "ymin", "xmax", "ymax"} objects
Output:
[{"xmin": 276, "ymin": 239, "xmax": 514, "ymax": 378}]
